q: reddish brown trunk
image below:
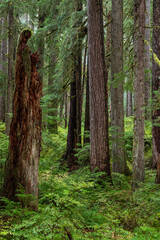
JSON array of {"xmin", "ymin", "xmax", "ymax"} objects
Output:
[
  {"xmin": 87, "ymin": 0, "xmax": 111, "ymax": 177},
  {"xmin": 3, "ymin": 30, "xmax": 42, "ymax": 210}
]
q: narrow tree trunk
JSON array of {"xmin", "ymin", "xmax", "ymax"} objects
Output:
[
  {"xmin": 48, "ymin": 51, "xmax": 58, "ymax": 134},
  {"xmin": 87, "ymin": 0, "xmax": 111, "ymax": 177},
  {"xmin": 64, "ymin": 91, "xmax": 68, "ymax": 129},
  {"xmin": 111, "ymin": 0, "xmax": 126, "ymax": 174},
  {"xmin": 152, "ymin": 0, "xmax": 160, "ymax": 182},
  {"xmin": 1, "ymin": 17, "xmax": 7, "ymax": 123},
  {"xmin": 132, "ymin": 0, "xmax": 145, "ymax": 190},
  {"xmin": 3, "ymin": 30, "xmax": 42, "ymax": 210},
  {"xmin": 106, "ymin": 11, "xmax": 111, "ymax": 79},
  {"xmin": 6, "ymin": 3, "xmax": 14, "ymax": 134},
  {"xmin": 145, "ymin": 0, "xmax": 151, "ymax": 120},
  {"xmin": 126, "ymin": 90, "xmax": 133, "ymax": 117},
  {"xmin": 80, "ymin": 38, "xmax": 87, "ymax": 120},
  {"xmin": 65, "ymin": 77, "xmax": 78, "ymax": 169},
  {"xmin": 0, "ymin": 19, "xmax": 5, "ymax": 122},
  {"xmin": 37, "ymin": 7, "xmax": 45, "ymax": 82},
  {"xmin": 65, "ymin": 1, "xmax": 82, "ymax": 170},
  {"xmin": 84, "ymin": 59, "xmax": 90, "ymax": 144},
  {"xmin": 75, "ymin": 1, "xmax": 82, "ymax": 146}
]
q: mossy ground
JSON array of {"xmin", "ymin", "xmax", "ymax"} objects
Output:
[{"xmin": 0, "ymin": 120, "xmax": 159, "ymax": 239}]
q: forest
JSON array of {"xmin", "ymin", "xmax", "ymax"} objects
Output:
[{"xmin": 0, "ymin": 0, "xmax": 160, "ymax": 239}]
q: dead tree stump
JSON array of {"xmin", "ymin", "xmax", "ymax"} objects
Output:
[{"xmin": 2, "ymin": 29, "xmax": 42, "ymax": 210}]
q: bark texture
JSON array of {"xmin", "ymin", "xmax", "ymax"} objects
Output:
[
  {"xmin": 3, "ymin": 30, "xmax": 42, "ymax": 210},
  {"xmin": 126, "ymin": 91, "xmax": 133, "ymax": 117},
  {"xmin": 152, "ymin": 0, "xmax": 160, "ymax": 182},
  {"xmin": 132, "ymin": 0, "xmax": 145, "ymax": 189},
  {"xmin": 145, "ymin": 0, "xmax": 151, "ymax": 120},
  {"xmin": 87, "ymin": 0, "xmax": 111, "ymax": 176},
  {"xmin": 6, "ymin": 3, "xmax": 14, "ymax": 134},
  {"xmin": 84, "ymin": 59, "xmax": 90, "ymax": 144},
  {"xmin": 111, "ymin": 0, "xmax": 126, "ymax": 174}
]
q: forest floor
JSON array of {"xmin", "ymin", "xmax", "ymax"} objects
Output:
[{"xmin": 0, "ymin": 120, "xmax": 160, "ymax": 239}]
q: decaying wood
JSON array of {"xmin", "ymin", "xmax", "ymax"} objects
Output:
[{"xmin": 2, "ymin": 29, "xmax": 42, "ymax": 210}]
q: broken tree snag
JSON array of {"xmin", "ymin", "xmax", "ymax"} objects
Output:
[{"xmin": 2, "ymin": 29, "xmax": 42, "ymax": 210}]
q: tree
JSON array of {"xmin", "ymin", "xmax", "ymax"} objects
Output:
[
  {"xmin": 111, "ymin": 0, "xmax": 126, "ymax": 174},
  {"xmin": 3, "ymin": 30, "xmax": 42, "ymax": 210},
  {"xmin": 152, "ymin": 0, "xmax": 160, "ymax": 182},
  {"xmin": 132, "ymin": 0, "xmax": 145, "ymax": 190},
  {"xmin": 84, "ymin": 58, "xmax": 90, "ymax": 144},
  {"xmin": 126, "ymin": 91, "xmax": 133, "ymax": 117},
  {"xmin": 0, "ymin": 19, "xmax": 5, "ymax": 122},
  {"xmin": 65, "ymin": 0, "xmax": 83, "ymax": 169},
  {"xmin": 87, "ymin": 0, "xmax": 111, "ymax": 177},
  {"xmin": 144, "ymin": 0, "xmax": 151, "ymax": 120},
  {"xmin": 6, "ymin": 2, "xmax": 14, "ymax": 134}
]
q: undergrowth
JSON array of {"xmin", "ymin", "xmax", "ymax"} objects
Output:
[{"xmin": 0, "ymin": 119, "xmax": 158, "ymax": 240}]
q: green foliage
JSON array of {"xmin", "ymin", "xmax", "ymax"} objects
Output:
[
  {"xmin": 0, "ymin": 122, "xmax": 8, "ymax": 190},
  {"xmin": 1, "ymin": 168, "xmax": 160, "ymax": 239},
  {"xmin": 39, "ymin": 127, "xmax": 67, "ymax": 171}
]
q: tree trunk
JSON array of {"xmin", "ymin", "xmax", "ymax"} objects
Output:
[
  {"xmin": 75, "ymin": 1, "xmax": 82, "ymax": 146},
  {"xmin": 0, "ymin": 19, "xmax": 5, "ymax": 122},
  {"xmin": 48, "ymin": 51, "xmax": 58, "ymax": 134},
  {"xmin": 3, "ymin": 30, "xmax": 42, "ymax": 210},
  {"xmin": 37, "ymin": 7, "xmax": 45, "ymax": 82},
  {"xmin": 6, "ymin": 3, "xmax": 14, "ymax": 134},
  {"xmin": 84, "ymin": 58, "xmax": 90, "ymax": 144},
  {"xmin": 65, "ymin": 1, "xmax": 82, "ymax": 170},
  {"xmin": 1, "ymin": 17, "xmax": 7, "ymax": 123},
  {"xmin": 126, "ymin": 90, "xmax": 133, "ymax": 117},
  {"xmin": 64, "ymin": 91, "xmax": 68, "ymax": 129},
  {"xmin": 111, "ymin": 0, "xmax": 126, "ymax": 174},
  {"xmin": 65, "ymin": 77, "xmax": 78, "ymax": 169},
  {"xmin": 145, "ymin": 0, "xmax": 151, "ymax": 120},
  {"xmin": 132, "ymin": 0, "xmax": 145, "ymax": 190},
  {"xmin": 152, "ymin": 0, "xmax": 160, "ymax": 182},
  {"xmin": 87, "ymin": 0, "xmax": 111, "ymax": 177}
]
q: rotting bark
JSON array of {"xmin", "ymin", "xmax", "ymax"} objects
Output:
[{"xmin": 2, "ymin": 29, "xmax": 42, "ymax": 210}]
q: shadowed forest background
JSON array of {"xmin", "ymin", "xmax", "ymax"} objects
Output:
[{"xmin": 0, "ymin": 0, "xmax": 160, "ymax": 239}]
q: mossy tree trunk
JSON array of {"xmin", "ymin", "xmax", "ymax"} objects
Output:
[{"xmin": 3, "ymin": 30, "xmax": 42, "ymax": 210}]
